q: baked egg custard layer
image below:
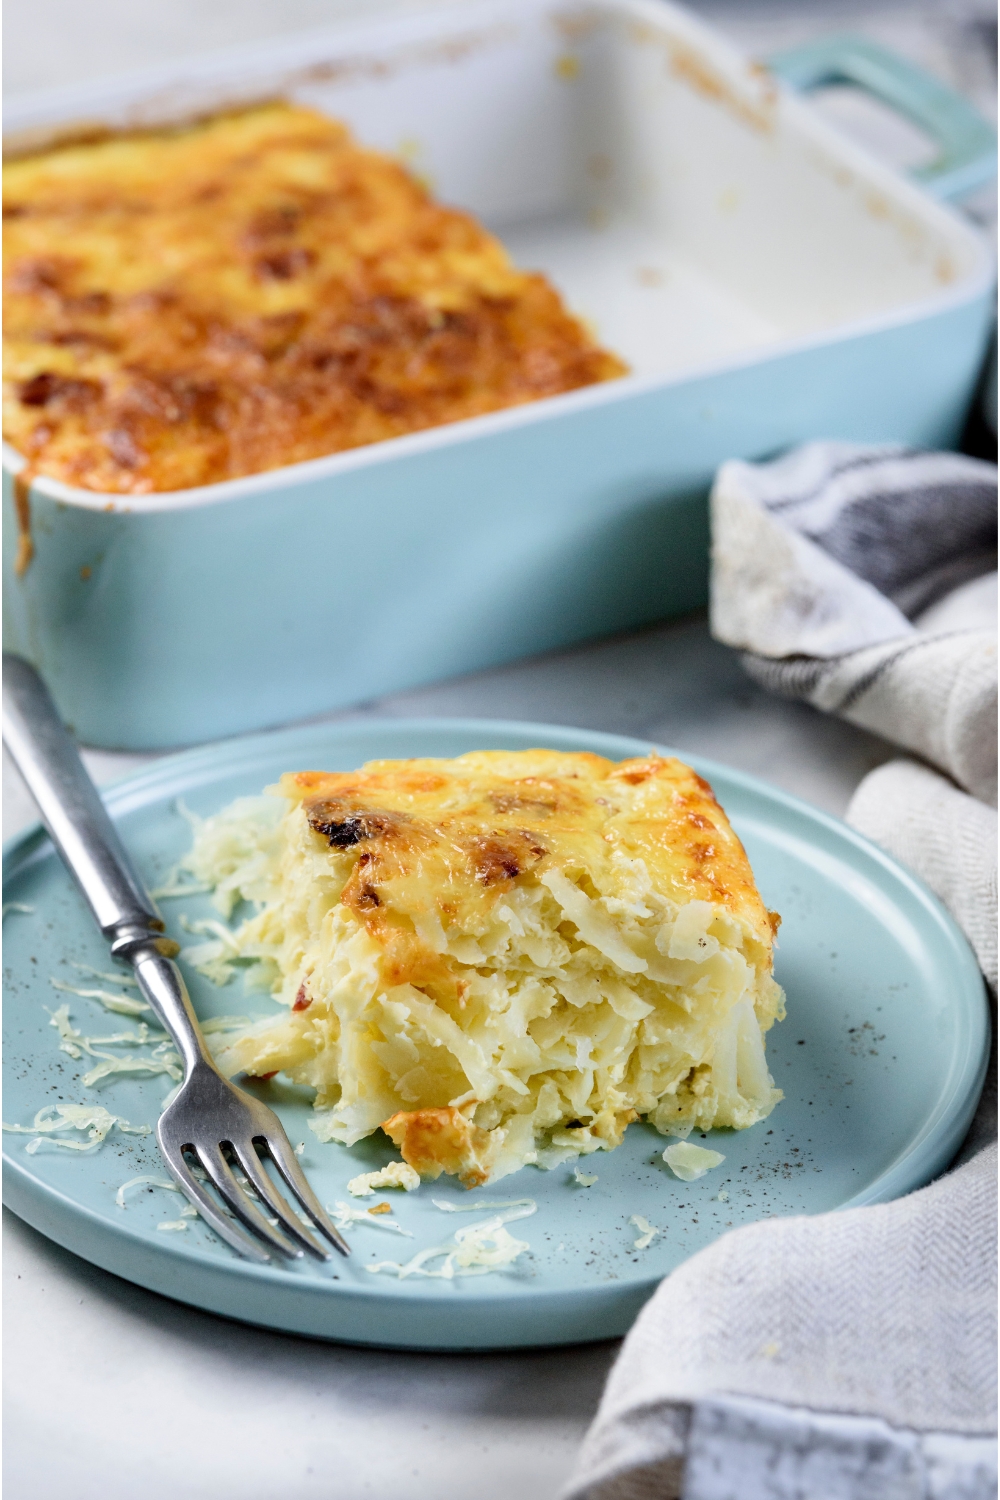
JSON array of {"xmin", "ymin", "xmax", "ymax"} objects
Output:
[
  {"xmin": 3, "ymin": 103, "xmax": 626, "ymax": 494},
  {"xmin": 180, "ymin": 750, "xmax": 785, "ymax": 1187}
]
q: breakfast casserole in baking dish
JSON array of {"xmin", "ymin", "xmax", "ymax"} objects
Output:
[
  {"xmin": 2, "ymin": 101, "xmax": 626, "ymax": 496},
  {"xmin": 174, "ymin": 749, "xmax": 785, "ymax": 1187}
]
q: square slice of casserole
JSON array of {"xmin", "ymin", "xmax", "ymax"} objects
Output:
[
  {"xmin": 3, "ymin": 102, "xmax": 626, "ymax": 497},
  {"xmin": 182, "ymin": 749, "xmax": 785, "ymax": 1187}
]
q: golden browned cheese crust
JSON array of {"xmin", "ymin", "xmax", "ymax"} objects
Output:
[
  {"xmin": 381, "ymin": 1106, "xmax": 498, "ymax": 1188},
  {"xmin": 3, "ymin": 103, "xmax": 627, "ymax": 494},
  {"xmin": 285, "ymin": 749, "xmax": 774, "ymax": 967}
]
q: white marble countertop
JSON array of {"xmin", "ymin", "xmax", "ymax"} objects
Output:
[{"xmin": 2, "ymin": 2, "xmax": 994, "ymax": 1496}]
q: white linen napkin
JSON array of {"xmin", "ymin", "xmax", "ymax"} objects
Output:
[
  {"xmin": 848, "ymin": 759, "xmax": 997, "ymax": 996},
  {"xmin": 563, "ymin": 443, "xmax": 997, "ymax": 1500},
  {"xmin": 564, "ymin": 1146, "xmax": 996, "ymax": 1500}
]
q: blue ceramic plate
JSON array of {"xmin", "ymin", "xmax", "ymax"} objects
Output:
[{"xmin": 2, "ymin": 719, "xmax": 988, "ymax": 1349}]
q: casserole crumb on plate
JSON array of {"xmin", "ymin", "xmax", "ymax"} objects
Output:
[{"xmin": 2, "ymin": 101, "xmax": 626, "ymax": 496}]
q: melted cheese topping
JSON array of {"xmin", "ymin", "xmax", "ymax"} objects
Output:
[
  {"xmin": 3, "ymin": 103, "xmax": 626, "ymax": 494},
  {"xmin": 285, "ymin": 750, "xmax": 775, "ymax": 967},
  {"xmin": 182, "ymin": 749, "xmax": 785, "ymax": 1186}
]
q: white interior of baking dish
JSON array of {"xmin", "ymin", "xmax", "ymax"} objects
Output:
[
  {"xmin": 2, "ymin": 0, "xmax": 991, "ymax": 497},
  {"xmin": 273, "ymin": 0, "xmax": 991, "ymax": 376}
]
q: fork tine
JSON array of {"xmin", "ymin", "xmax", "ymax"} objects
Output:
[
  {"xmin": 263, "ymin": 1131, "xmax": 350, "ymax": 1257},
  {"xmin": 229, "ymin": 1140, "xmax": 330, "ymax": 1261},
  {"xmin": 196, "ymin": 1143, "xmax": 303, "ymax": 1260},
  {"xmin": 157, "ymin": 1136, "xmax": 272, "ymax": 1263}
]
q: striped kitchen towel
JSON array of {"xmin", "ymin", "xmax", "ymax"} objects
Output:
[{"xmin": 710, "ymin": 442, "xmax": 997, "ymax": 805}]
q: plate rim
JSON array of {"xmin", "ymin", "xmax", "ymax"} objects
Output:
[{"xmin": 2, "ymin": 715, "xmax": 989, "ymax": 1345}]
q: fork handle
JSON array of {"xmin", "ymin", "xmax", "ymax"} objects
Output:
[
  {"xmin": 3, "ymin": 654, "xmax": 161, "ymax": 940},
  {"xmin": 2, "ymin": 654, "xmax": 213, "ymax": 1073}
]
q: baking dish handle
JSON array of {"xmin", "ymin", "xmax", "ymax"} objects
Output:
[{"xmin": 767, "ymin": 34, "xmax": 997, "ymax": 202}]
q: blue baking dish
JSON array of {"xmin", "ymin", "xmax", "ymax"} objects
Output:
[{"xmin": 3, "ymin": 0, "xmax": 995, "ymax": 748}]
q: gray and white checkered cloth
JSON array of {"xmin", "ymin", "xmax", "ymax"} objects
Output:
[{"xmin": 564, "ymin": 443, "xmax": 997, "ymax": 1500}]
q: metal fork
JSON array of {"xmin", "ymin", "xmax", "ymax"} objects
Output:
[{"xmin": 3, "ymin": 654, "xmax": 349, "ymax": 1264}]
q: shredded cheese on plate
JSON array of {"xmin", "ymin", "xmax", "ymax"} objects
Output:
[
  {"xmin": 662, "ymin": 1142, "xmax": 726, "ymax": 1181},
  {"xmin": 347, "ymin": 1162, "xmax": 421, "ymax": 1196}
]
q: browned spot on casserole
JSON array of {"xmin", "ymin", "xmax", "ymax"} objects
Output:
[
  {"xmin": 468, "ymin": 832, "xmax": 547, "ymax": 886},
  {"xmin": 305, "ymin": 800, "xmax": 409, "ymax": 849},
  {"xmin": 382, "ymin": 1105, "xmax": 494, "ymax": 1188}
]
